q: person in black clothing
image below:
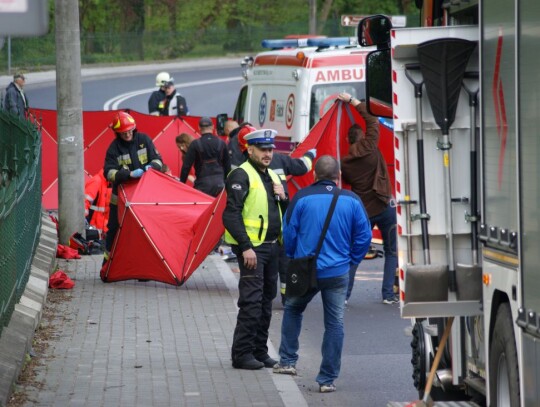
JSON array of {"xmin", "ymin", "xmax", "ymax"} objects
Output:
[
  {"xmin": 148, "ymin": 72, "xmax": 169, "ymax": 115},
  {"xmin": 223, "ymin": 129, "xmax": 288, "ymax": 370},
  {"xmin": 179, "ymin": 117, "xmax": 230, "ymax": 197},
  {"xmin": 100, "ymin": 111, "xmax": 163, "ymax": 279},
  {"xmin": 4, "ymin": 73, "xmax": 28, "ymax": 118}
]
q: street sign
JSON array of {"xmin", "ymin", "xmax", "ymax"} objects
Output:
[
  {"xmin": 341, "ymin": 14, "xmax": 408, "ymax": 28},
  {"xmin": 0, "ymin": 1, "xmax": 49, "ymax": 36}
]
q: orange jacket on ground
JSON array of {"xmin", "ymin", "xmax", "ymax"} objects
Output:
[{"xmin": 84, "ymin": 171, "xmax": 111, "ymax": 238}]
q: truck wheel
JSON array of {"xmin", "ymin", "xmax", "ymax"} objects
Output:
[{"xmin": 489, "ymin": 303, "xmax": 520, "ymax": 406}]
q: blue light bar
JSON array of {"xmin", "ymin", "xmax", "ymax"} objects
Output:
[
  {"xmin": 261, "ymin": 37, "xmax": 358, "ymax": 49},
  {"xmin": 307, "ymin": 37, "xmax": 357, "ymax": 47},
  {"xmin": 261, "ymin": 39, "xmax": 310, "ymax": 49}
]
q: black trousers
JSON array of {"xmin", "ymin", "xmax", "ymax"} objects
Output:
[
  {"xmin": 231, "ymin": 242, "xmax": 279, "ymax": 361},
  {"xmin": 105, "ymin": 203, "xmax": 118, "ymax": 253}
]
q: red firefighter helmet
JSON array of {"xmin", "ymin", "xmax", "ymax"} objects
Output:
[
  {"xmin": 110, "ymin": 111, "xmax": 136, "ymax": 133},
  {"xmin": 237, "ymin": 125, "xmax": 257, "ymax": 152}
]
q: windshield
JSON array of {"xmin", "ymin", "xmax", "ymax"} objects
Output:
[{"xmin": 310, "ymin": 82, "xmax": 366, "ymax": 129}]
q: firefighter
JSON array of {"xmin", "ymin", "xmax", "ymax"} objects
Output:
[
  {"xmin": 100, "ymin": 112, "xmax": 163, "ymax": 279},
  {"xmin": 237, "ymin": 125, "xmax": 317, "ymax": 304},
  {"xmin": 148, "ymin": 72, "xmax": 189, "ymax": 117},
  {"xmin": 223, "ymin": 128, "xmax": 287, "ymax": 370},
  {"xmin": 84, "ymin": 171, "xmax": 111, "ymax": 240}
]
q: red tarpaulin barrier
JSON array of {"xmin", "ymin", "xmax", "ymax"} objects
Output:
[
  {"xmin": 287, "ymin": 100, "xmax": 395, "ymax": 197},
  {"xmin": 32, "ymin": 108, "xmax": 202, "ymax": 210},
  {"xmin": 100, "ymin": 169, "xmax": 226, "ymax": 285}
]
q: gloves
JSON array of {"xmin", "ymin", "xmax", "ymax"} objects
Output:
[
  {"xmin": 145, "ymin": 164, "xmax": 152, "ymax": 171},
  {"xmin": 131, "ymin": 168, "xmax": 144, "ymax": 178},
  {"xmin": 307, "ymin": 149, "xmax": 317, "ymax": 159}
]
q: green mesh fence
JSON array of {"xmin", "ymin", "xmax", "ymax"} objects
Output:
[
  {"xmin": 0, "ymin": 110, "xmax": 42, "ymax": 337},
  {"xmin": 0, "ymin": 20, "xmax": 356, "ymax": 71}
]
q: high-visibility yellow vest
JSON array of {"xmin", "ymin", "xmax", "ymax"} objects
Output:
[{"xmin": 224, "ymin": 162, "xmax": 282, "ymax": 247}]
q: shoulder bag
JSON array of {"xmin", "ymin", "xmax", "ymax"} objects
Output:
[{"xmin": 285, "ymin": 187, "xmax": 340, "ymax": 297}]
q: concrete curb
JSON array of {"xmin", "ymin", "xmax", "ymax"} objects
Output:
[
  {"xmin": 0, "ymin": 57, "xmax": 242, "ymax": 88},
  {"xmin": 0, "ymin": 213, "xmax": 57, "ymax": 407}
]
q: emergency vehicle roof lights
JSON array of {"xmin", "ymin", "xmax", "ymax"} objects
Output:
[
  {"xmin": 261, "ymin": 37, "xmax": 358, "ymax": 50},
  {"xmin": 307, "ymin": 37, "xmax": 358, "ymax": 47}
]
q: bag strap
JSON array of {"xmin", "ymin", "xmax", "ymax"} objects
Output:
[{"xmin": 314, "ymin": 187, "xmax": 340, "ymax": 258}]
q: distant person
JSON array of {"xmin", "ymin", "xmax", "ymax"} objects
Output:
[
  {"xmin": 223, "ymin": 128, "xmax": 287, "ymax": 370},
  {"xmin": 273, "ymin": 155, "xmax": 371, "ymax": 393},
  {"xmin": 148, "ymin": 72, "xmax": 169, "ymax": 115},
  {"xmin": 338, "ymin": 92, "xmax": 398, "ymax": 305},
  {"xmin": 148, "ymin": 72, "xmax": 189, "ymax": 116},
  {"xmin": 224, "ymin": 120, "xmax": 246, "ymax": 169},
  {"xmin": 175, "ymin": 133, "xmax": 196, "ymax": 183},
  {"xmin": 100, "ymin": 111, "xmax": 163, "ymax": 276},
  {"xmin": 4, "ymin": 73, "xmax": 28, "ymax": 118},
  {"xmin": 179, "ymin": 117, "xmax": 230, "ymax": 197}
]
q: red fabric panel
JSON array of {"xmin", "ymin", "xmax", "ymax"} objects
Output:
[{"xmin": 104, "ymin": 170, "xmax": 221, "ymax": 285}]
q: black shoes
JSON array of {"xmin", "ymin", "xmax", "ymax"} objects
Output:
[
  {"xmin": 256, "ymin": 355, "xmax": 278, "ymax": 368},
  {"xmin": 232, "ymin": 354, "xmax": 264, "ymax": 370}
]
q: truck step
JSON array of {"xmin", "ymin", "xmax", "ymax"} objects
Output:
[{"xmin": 388, "ymin": 402, "xmax": 482, "ymax": 407}]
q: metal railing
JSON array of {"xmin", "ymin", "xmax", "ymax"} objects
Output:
[{"xmin": 0, "ymin": 110, "xmax": 42, "ymax": 336}]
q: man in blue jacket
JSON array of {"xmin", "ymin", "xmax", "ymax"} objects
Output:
[{"xmin": 273, "ymin": 155, "xmax": 371, "ymax": 393}]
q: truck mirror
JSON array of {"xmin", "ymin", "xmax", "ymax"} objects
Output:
[
  {"xmin": 216, "ymin": 113, "xmax": 228, "ymax": 136},
  {"xmin": 365, "ymin": 48, "xmax": 393, "ymax": 118},
  {"xmin": 358, "ymin": 14, "xmax": 392, "ymax": 48}
]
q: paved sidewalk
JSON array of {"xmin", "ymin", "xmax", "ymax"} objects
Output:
[{"xmin": 17, "ymin": 254, "xmax": 306, "ymax": 407}]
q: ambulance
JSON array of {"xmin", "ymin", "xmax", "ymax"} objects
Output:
[{"xmin": 232, "ymin": 36, "xmax": 373, "ymax": 152}]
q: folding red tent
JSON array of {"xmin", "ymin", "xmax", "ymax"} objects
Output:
[{"xmin": 100, "ymin": 169, "xmax": 226, "ymax": 285}]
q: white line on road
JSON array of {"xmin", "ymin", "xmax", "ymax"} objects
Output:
[{"xmin": 103, "ymin": 76, "xmax": 243, "ymax": 110}]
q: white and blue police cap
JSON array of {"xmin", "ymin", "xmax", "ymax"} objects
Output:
[{"xmin": 244, "ymin": 129, "xmax": 277, "ymax": 149}]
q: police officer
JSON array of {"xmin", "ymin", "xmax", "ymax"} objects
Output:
[
  {"xmin": 223, "ymin": 128, "xmax": 287, "ymax": 370},
  {"xmin": 100, "ymin": 112, "xmax": 163, "ymax": 280},
  {"xmin": 180, "ymin": 117, "xmax": 230, "ymax": 197},
  {"xmin": 236, "ymin": 125, "xmax": 317, "ymax": 303}
]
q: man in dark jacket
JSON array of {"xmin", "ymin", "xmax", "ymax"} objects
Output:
[
  {"xmin": 273, "ymin": 155, "xmax": 371, "ymax": 393},
  {"xmin": 148, "ymin": 72, "xmax": 189, "ymax": 116},
  {"xmin": 4, "ymin": 73, "xmax": 28, "ymax": 117},
  {"xmin": 100, "ymin": 111, "xmax": 163, "ymax": 280},
  {"xmin": 223, "ymin": 129, "xmax": 287, "ymax": 370},
  {"xmin": 180, "ymin": 117, "xmax": 230, "ymax": 197},
  {"xmin": 338, "ymin": 92, "xmax": 398, "ymax": 305}
]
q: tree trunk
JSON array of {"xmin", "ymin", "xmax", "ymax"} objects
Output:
[
  {"xmin": 118, "ymin": 0, "xmax": 145, "ymax": 60},
  {"xmin": 317, "ymin": 0, "xmax": 333, "ymax": 34}
]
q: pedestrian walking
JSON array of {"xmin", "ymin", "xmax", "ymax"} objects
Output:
[
  {"xmin": 273, "ymin": 155, "xmax": 371, "ymax": 392},
  {"xmin": 222, "ymin": 128, "xmax": 287, "ymax": 370},
  {"xmin": 180, "ymin": 117, "xmax": 230, "ymax": 197},
  {"xmin": 100, "ymin": 111, "xmax": 163, "ymax": 276},
  {"xmin": 3, "ymin": 73, "xmax": 28, "ymax": 118},
  {"xmin": 338, "ymin": 92, "xmax": 398, "ymax": 304}
]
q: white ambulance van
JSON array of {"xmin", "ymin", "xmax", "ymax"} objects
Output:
[{"xmin": 232, "ymin": 37, "xmax": 373, "ymax": 152}]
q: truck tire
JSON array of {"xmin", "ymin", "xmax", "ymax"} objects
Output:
[{"xmin": 489, "ymin": 303, "xmax": 520, "ymax": 406}]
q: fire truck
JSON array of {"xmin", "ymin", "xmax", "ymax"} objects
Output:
[{"xmin": 358, "ymin": 1, "xmax": 539, "ymax": 406}]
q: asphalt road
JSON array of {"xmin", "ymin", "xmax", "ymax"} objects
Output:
[{"xmin": 25, "ymin": 64, "xmax": 419, "ymax": 406}]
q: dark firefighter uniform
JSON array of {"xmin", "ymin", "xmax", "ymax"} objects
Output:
[
  {"xmin": 223, "ymin": 156, "xmax": 288, "ymax": 369},
  {"xmin": 180, "ymin": 133, "xmax": 231, "ymax": 197},
  {"xmin": 103, "ymin": 131, "xmax": 162, "ymax": 255}
]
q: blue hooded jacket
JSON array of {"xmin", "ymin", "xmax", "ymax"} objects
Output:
[{"xmin": 283, "ymin": 180, "xmax": 372, "ymax": 279}]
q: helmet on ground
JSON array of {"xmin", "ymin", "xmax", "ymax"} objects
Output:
[
  {"xmin": 237, "ymin": 125, "xmax": 257, "ymax": 152},
  {"xmin": 111, "ymin": 111, "xmax": 136, "ymax": 133},
  {"xmin": 155, "ymin": 72, "xmax": 173, "ymax": 87}
]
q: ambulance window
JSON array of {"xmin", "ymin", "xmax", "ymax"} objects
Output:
[
  {"xmin": 233, "ymin": 85, "xmax": 248, "ymax": 123},
  {"xmin": 309, "ymin": 82, "xmax": 366, "ymax": 129}
]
